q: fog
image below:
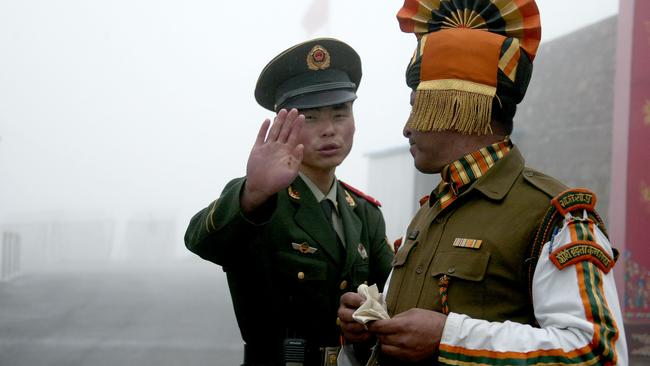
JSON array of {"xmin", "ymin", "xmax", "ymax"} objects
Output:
[
  {"xmin": 0, "ymin": 0, "xmax": 620, "ymax": 364},
  {"xmin": 1, "ymin": 0, "xmax": 618, "ymax": 257}
]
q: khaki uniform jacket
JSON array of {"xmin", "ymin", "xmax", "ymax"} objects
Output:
[
  {"xmin": 185, "ymin": 176, "xmax": 393, "ymax": 364},
  {"xmin": 384, "ymin": 147, "xmax": 567, "ymax": 365}
]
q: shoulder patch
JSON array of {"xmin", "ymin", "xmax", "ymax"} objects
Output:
[
  {"xmin": 527, "ymin": 187, "xmax": 609, "ymax": 301},
  {"xmin": 550, "ymin": 241, "xmax": 614, "ymax": 273},
  {"xmin": 339, "ymin": 180, "xmax": 381, "ymax": 207},
  {"xmin": 551, "ymin": 188, "xmax": 597, "ymax": 217}
]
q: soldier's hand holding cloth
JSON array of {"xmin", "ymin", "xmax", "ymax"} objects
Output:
[{"xmin": 339, "ymin": 284, "xmax": 446, "ymax": 364}]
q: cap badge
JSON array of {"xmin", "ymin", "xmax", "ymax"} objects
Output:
[{"xmin": 307, "ymin": 45, "xmax": 331, "ymax": 71}]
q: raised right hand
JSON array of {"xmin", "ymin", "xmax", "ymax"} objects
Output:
[{"xmin": 241, "ymin": 109, "xmax": 305, "ymax": 213}]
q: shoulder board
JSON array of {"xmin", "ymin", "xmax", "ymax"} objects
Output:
[
  {"xmin": 339, "ymin": 181, "xmax": 381, "ymax": 207},
  {"xmin": 419, "ymin": 195, "xmax": 430, "ymax": 207},
  {"xmin": 522, "ymin": 168, "xmax": 567, "ymax": 198}
]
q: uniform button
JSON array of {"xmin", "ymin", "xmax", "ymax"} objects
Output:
[
  {"xmin": 415, "ymin": 265, "xmax": 423, "ymax": 274},
  {"xmin": 339, "ymin": 280, "xmax": 348, "ymax": 290},
  {"xmin": 447, "ymin": 267, "xmax": 456, "ymax": 274},
  {"xmin": 297, "ymin": 272, "xmax": 305, "ymax": 280}
]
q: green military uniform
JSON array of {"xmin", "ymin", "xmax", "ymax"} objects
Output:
[
  {"xmin": 185, "ymin": 176, "xmax": 393, "ymax": 365},
  {"xmin": 185, "ymin": 38, "xmax": 393, "ymax": 365}
]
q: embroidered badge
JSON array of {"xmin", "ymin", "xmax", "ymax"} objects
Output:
[
  {"xmin": 307, "ymin": 44, "xmax": 331, "ymax": 71},
  {"xmin": 292, "ymin": 242, "xmax": 318, "ymax": 254},
  {"xmin": 344, "ymin": 190, "xmax": 356, "ymax": 207},
  {"xmin": 550, "ymin": 241, "xmax": 614, "ymax": 273},
  {"xmin": 288, "ymin": 186, "xmax": 301, "ymax": 200},
  {"xmin": 551, "ymin": 188, "xmax": 597, "ymax": 217},
  {"xmin": 357, "ymin": 243, "xmax": 368, "ymax": 259},
  {"xmin": 452, "ymin": 238, "xmax": 482, "ymax": 249}
]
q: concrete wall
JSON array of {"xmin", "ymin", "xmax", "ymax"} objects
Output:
[{"xmin": 516, "ymin": 16, "xmax": 616, "ymax": 223}]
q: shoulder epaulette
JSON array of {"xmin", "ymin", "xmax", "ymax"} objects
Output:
[
  {"xmin": 526, "ymin": 188, "xmax": 609, "ymax": 300},
  {"xmin": 339, "ymin": 181, "xmax": 381, "ymax": 207},
  {"xmin": 522, "ymin": 168, "xmax": 567, "ymax": 198}
]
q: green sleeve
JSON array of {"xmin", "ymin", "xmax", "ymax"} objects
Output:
[{"xmin": 184, "ymin": 177, "xmax": 276, "ymax": 267}]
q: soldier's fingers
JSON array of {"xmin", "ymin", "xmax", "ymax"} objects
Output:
[
  {"xmin": 267, "ymin": 109, "xmax": 288, "ymax": 142},
  {"xmin": 277, "ymin": 108, "xmax": 298, "ymax": 143},
  {"xmin": 366, "ymin": 319, "xmax": 395, "ymax": 335},
  {"xmin": 286, "ymin": 114, "xmax": 305, "ymax": 146},
  {"xmin": 340, "ymin": 292, "xmax": 365, "ymax": 309},
  {"xmin": 255, "ymin": 119, "xmax": 271, "ymax": 146}
]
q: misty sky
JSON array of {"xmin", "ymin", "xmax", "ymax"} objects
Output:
[{"xmin": 1, "ymin": 0, "xmax": 619, "ymax": 229}]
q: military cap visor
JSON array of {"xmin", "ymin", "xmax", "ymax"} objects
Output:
[{"xmin": 255, "ymin": 38, "xmax": 362, "ymax": 111}]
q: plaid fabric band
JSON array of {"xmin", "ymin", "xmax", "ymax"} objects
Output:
[{"xmin": 435, "ymin": 138, "xmax": 513, "ymax": 209}]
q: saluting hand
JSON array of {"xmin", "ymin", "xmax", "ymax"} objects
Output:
[
  {"xmin": 242, "ymin": 109, "xmax": 305, "ymax": 213},
  {"xmin": 367, "ymin": 308, "xmax": 446, "ymax": 362},
  {"xmin": 338, "ymin": 292, "xmax": 373, "ymax": 344}
]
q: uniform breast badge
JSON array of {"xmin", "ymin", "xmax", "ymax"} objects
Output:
[
  {"xmin": 452, "ymin": 238, "xmax": 483, "ymax": 249},
  {"xmin": 291, "ymin": 242, "xmax": 318, "ymax": 254},
  {"xmin": 357, "ymin": 243, "xmax": 368, "ymax": 259}
]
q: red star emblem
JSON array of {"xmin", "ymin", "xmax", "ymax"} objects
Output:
[{"xmin": 313, "ymin": 49, "xmax": 325, "ymax": 62}]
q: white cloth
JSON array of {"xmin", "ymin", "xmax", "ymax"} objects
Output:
[
  {"xmin": 338, "ymin": 284, "xmax": 389, "ymax": 366},
  {"xmin": 352, "ymin": 284, "xmax": 390, "ymax": 324}
]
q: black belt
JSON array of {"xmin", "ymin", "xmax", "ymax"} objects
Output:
[{"xmin": 242, "ymin": 343, "xmax": 340, "ymax": 366}]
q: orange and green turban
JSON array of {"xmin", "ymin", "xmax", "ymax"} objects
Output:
[{"xmin": 397, "ymin": 0, "xmax": 541, "ymax": 135}]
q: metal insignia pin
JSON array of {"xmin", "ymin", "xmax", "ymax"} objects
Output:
[
  {"xmin": 344, "ymin": 190, "xmax": 356, "ymax": 207},
  {"xmin": 357, "ymin": 243, "xmax": 368, "ymax": 259},
  {"xmin": 292, "ymin": 242, "xmax": 317, "ymax": 254},
  {"xmin": 288, "ymin": 186, "xmax": 300, "ymax": 200}
]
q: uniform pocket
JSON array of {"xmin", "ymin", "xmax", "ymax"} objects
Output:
[
  {"xmin": 430, "ymin": 251, "xmax": 490, "ymax": 317},
  {"xmin": 351, "ymin": 262, "xmax": 369, "ymax": 287},
  {"xmin": 430, "ymin": 251, "xmax": 490, "ymax": 281},
  {"xmin": 276, "ymin": 251, "xmax": 327, "ymax": 281}
]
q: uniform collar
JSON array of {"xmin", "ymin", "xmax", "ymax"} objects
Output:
[
  {"xmin": 470, "ymin": 144, "xmax": 525, "ymax": 201},
  {"xmin": 298, "ymin": 172, "xmax": 339, "ymax": 213},
  {"xmin": 434, "ymin": 138, "xmax": 513, "ymax": 208}
]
